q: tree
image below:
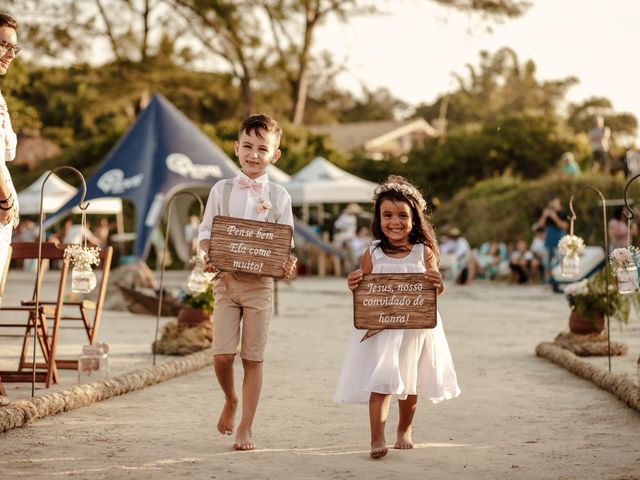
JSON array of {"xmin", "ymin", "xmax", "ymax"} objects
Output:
[
  {"xmin": 567, "ymin": 97, "xmax": 638, "ymax": 148},
  {"xmin": 415, "ymin": 48, "xmax": 578, "ymax": 129},
  {"xmin": 10, "ymin": 0, "xmax": 174, "ymax": 63},
  {"xmin": 11, "ymin": 0, "xmax": 531, "ymax": 123},
  {"xmin": 402, "ymin": 112, "xmax": 575, "ymax": 200},
  {"xmin": 337, "ymin": 87, "xmax": 408, "ymax": 123},
  {"xmin": 432, "ymin": 0, "xmax": 531, "ymax": 21}
]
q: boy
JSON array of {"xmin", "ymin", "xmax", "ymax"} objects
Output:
[{"xmin": 198, "ymin": 114, "xmax": 296, "ymax": 451}]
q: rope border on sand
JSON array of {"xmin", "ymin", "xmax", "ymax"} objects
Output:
[
  {"xmin": 0, "ymin": 349, "xmax": 212, "ymax": 433},
  {"xmin": 536, "ymin": 342, "xmax": 640, "ymax": 413}
]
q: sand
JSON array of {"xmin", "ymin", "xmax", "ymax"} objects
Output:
[{"xmin": 1, "ymin": 273, "xmax": 640, "ymax": 479}]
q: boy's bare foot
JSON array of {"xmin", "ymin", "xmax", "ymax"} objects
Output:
[
  {"xmin": 217, "ymin": 398, "xmax": 238, "ymax": 435},
  {"xmin": 370, "ymin": 443, "xmax": 388, "ymax": 459},
  {"xmin": 233, "ymin": 427, "xmax": 254, "ymax": 451},
  {"xmin": 394, "ymin": 427, "xmax": 413, "ymax": 449},
  {"xmin": 370, "ymin": 434, "xmax": 388, "ymax": 459}
]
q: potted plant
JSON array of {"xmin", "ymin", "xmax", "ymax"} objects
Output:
[
  {"xmin": 564, "ymin": 267, "xmax": 637, "ymax": 334},
  {"xmin": 176, "ymin": 283, "xmax": 214, "ymax": 326}
]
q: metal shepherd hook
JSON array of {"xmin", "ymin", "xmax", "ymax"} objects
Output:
[
  {"xmin": 153, "ymin": 191, "xmax": 204, "ymax": 366},
  {"xmin": 568, "ymin": 186, "xmax": 611, "ymax": 372},
  {"xmin": 622, "ymin": 172, "xmax": 640, "ymax": 240},
  {"xmin": 33, "ymin": 167, "xmax": 89, "ymax": 396}
]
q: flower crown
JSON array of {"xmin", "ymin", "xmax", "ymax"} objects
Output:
[{"xmin": 373, "ymin": 181, "xmax": 427, "ymax": 212}]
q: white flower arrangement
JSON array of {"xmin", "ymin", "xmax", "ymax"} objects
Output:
[
  {"xmin": 257, "ymin": 198, "xmax": 272, "ymax": 213},
  {"xmin": 610, "ymin": 246, "xmax": 640, "ymax": 278},
  {"xmin": 373, "ymin": 181, "xmax": 427, "ymax": 212},
  {"xmin": 63, "ymin": 244, "xmax": 101, "ymax": 269},
  {"xmin": 557, "ymin": 234, "xmax": 586, "ymax": 257},
  {"xmin": 610, "ymin": 247, "xmax": 632, "ymax": 271},
  {"xmin": 564, "ymin": 279, "xmax": 589, "ymax": 296}
]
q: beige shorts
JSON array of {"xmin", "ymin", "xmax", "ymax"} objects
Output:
[{"xmin": 212, "ymin": 272, "xmax": 274, "ymax": 361}]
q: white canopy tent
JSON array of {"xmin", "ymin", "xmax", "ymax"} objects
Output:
[
  {"xmin": 17, "ymin": 171, "xmax": 124, "ymax": 233},
  {"xmin": 284, "ymin": 156, "xmax": 377, "ymax": 223},
  {"xmin": 266, "ymin": 164, "xmax": 291, "ymax": 185}
]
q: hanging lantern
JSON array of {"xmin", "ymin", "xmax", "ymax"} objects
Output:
[
  {"xmin": 64, "ymin": 244, "xmax": 101, "ymax": 294},
  {"xmin": 186, "ymin": 251, "xmax": 211, "ymax": 293},
  {"xmin": 558, "ymin": 233, "xmax": 585, "ymax": 279},
  {"xmin": 611, "ymin": 247, "xmax": 639, "ymax": 294},
  {"xmin": 72, "ymin": 263, "xmax": 97, "ymax": 293},
  {"xmin": 561, "ymin": 253, "xmax": 580, "ymax": 278},
  {"xmin": 187, "ymin": 263, "xmax": 209, "ymax": 293}
]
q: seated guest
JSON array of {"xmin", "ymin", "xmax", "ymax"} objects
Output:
[
  {"xmin": 509, "ymin": 240, "xmax": 540, "ymax": 284},
  {"xmin": 440, "ymin": 228, "xmax": 470, "ymax": 284},
  {"xmin": 466, "ymin": 241, "xmax": 506, "ymax": 284}
]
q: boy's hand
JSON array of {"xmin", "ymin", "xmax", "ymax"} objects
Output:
[
  {"xmin": 199, "ymin": 240, "xmax": 218, "ymax": 273},
  {"xmin": 425, "ymin": 269, "xmax": 444, "ymax": 294},
  {"xmin": 202, "ymin": 253, "xmax": 219, "ymax": 273},
  {"xmin": 347, "ymin": 269, "xmax": 364, "ymax": 291},
  {"xmin": 282, "ymin": 255, "xmax": 297, "ymax": 279}
]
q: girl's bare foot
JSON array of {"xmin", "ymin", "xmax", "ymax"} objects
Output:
[
  {"xmin": 394, "ymin": 426, "xmax": 413, "ymax": 449},
  {"xmin": 217, "ymin": 398, "xmax": 238, "ymax": 435},
  {"xmin": 233, "ymin": 426, "xmax": 254, "ymax": 451}
]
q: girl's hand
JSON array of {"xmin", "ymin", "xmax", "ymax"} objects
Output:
[
  {"xmin": 425, "ymin": 268, "xmax": 445, "ymax": 295},
  {"xmin": 347, "ymin": 269, "xmax": 364, "ymax": 291}
]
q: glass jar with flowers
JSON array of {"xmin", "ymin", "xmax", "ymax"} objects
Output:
[
  {"xmin": 558, "ymin": 234, "xmax": 585, "ymax": 278},
  {"xmin": 610, "ymin": 247, "xmax": 639, "ymax": 294},
  {"xmin": 63, "ymin": 245, "xmax": 101, "ymax": 293}
]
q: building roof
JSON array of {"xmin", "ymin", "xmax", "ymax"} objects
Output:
[
  {"xmin": 14, "ymin": 130, "xmax": 62, "ymax": 168},
  {"xmin": 310, "ymin": 118, "xmax": 438, "ymax": 152}
]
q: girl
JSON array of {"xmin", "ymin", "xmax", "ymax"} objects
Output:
[{"xmin": 334, "ymin": 175, "xmax": 461, "ymax": 459}]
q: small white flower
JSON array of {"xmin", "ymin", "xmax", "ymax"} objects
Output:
[
  {"xmin": 610, "ymin": 247, "xmax": 632, "ymax": 268},
  {"xmin": 558, "ymin": 234, "xmax": 585, "ymax": 256},
  {"xmin": 63, "ymin": 245, "xmax": 101, "ymax": 268},
  {"xmin": 257, "ymin": 198, "xmax": 272, "ymax": 213},
  {"xmin": 564, "ymin": 279, "xmax": 588, "ymax": 296}
]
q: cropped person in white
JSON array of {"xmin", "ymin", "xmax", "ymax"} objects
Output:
[
  {"xmin": 336, "ymin": 175, "xmax": 460, "ymax": 460},
  {"xmin": 0, "ymin": 13, "xmax": 20, "ymax": 293}
]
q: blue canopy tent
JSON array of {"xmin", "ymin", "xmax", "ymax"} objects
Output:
[{"xmin": 47, "ymin": 93, "xmax": 239, "ymax": 261}]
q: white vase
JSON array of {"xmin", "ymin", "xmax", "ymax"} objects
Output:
[
  {"xmin": 561, "ymin": 254, "xmax": 580, "ymax": 278},
  {"xmin": 617, "ymin": 264, "xmax": 638, "ymax": 294},
  {"xmin": 72, "ymin": 264, "xmax": 97, "ymax": 293}
]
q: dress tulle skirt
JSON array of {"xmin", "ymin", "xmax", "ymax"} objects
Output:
[{"xmin": 333, "ymin": 311, "xmax": 461, "ymax": 404}]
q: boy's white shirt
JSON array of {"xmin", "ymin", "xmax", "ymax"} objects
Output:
[{"xmin": 198, "ymin": 171, "xmax": 294, "ymax": 242}]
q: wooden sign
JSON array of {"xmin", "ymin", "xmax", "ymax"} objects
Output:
[
  {"xmin": 208, "ymin": 216, "xmax": 293, "ymax": 278},
  {"xmin": 353, "ymin": 273, "xmax": 437, "ymax": 340}
]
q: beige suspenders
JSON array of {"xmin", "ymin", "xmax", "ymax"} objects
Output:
[{"xmin": 221, "ymin": 179, "xmax": 281, "ymax": 223}]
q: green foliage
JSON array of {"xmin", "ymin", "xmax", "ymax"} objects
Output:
[
  {"xmin": 403, "ymin": 112, "xmax": 575, "ymax": 200},
  {"xmin": 415, "ymin": 48, "xmax": 577, "ymax": 129},
  {"xmin": 180, "ymin": 284, "xmax": 214, "ymax": 315},
  {"xmin": 433, "ymin": 173, "xmax": 629, "ymax": 247},
  {"xmin": 566, "ymin": 268, "xmax": 637, "ymax": 325},
  {"xmin": 337, "ymin": 87, "xmax": 408, "ymax": 123}
]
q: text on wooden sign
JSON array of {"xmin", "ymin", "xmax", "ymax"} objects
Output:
[{"xmin": 209, "ymin": 216, "xmax": 293, "ymax": 278}]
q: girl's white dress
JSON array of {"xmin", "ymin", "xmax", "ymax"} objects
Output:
[{"xmin": 334, "ymin": 243, "xmax": 461, "ymax": 404}]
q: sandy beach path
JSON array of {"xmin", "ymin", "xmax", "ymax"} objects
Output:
[{"xmin": 1, "ymin": 278, "xmax": 640, "ymax": 479}]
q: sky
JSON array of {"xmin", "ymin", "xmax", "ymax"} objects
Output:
[{"xmin": 314, "ymin": 0, "xmax": 640, "ymax": 126}]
